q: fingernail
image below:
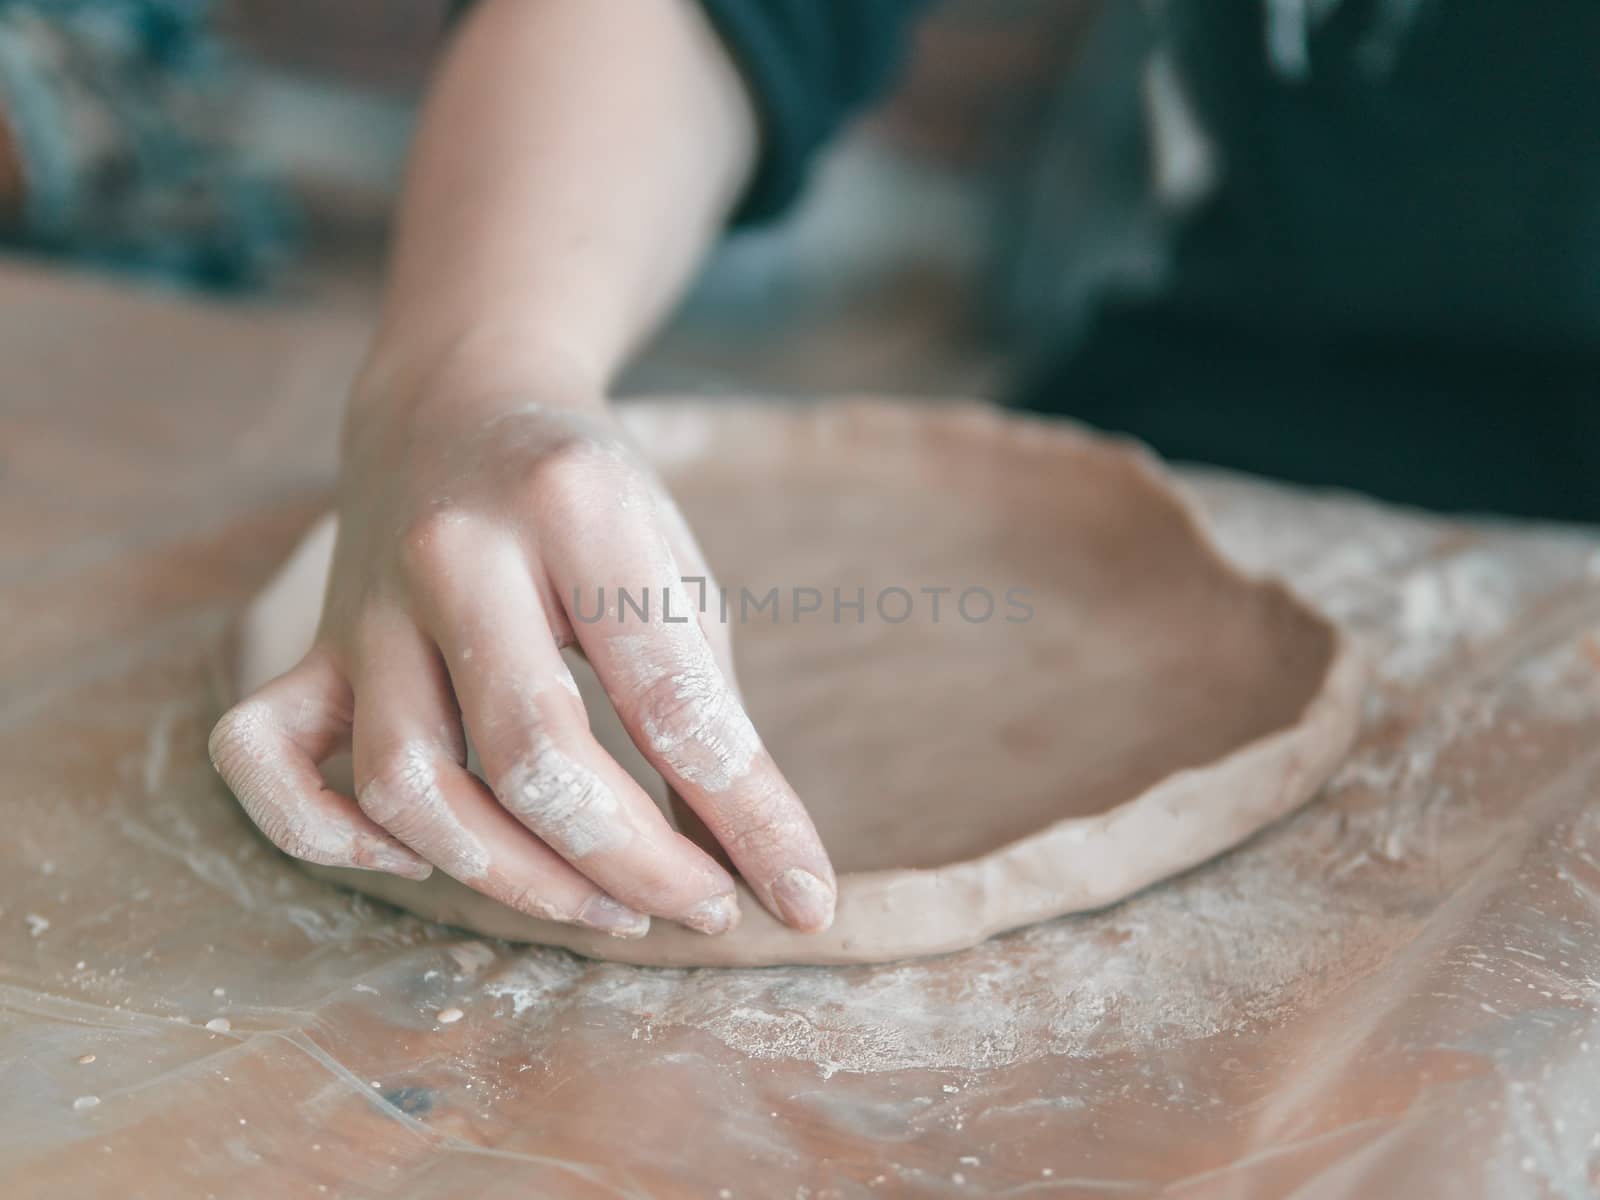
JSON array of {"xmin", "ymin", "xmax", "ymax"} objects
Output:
[
  {"xmin": 365, "ymin": 841, "xmax": 433, "ymax": 881},
  {"xmin": 577, "ymin": 895, "xmax": 651, "ymax": 939},
  {"xmin": 770, "ymin": 869, "xmax": 835, "ymax": 932},
  {"xmin": 682, "ymin": 892, "xmax": 741, "ymax": 936}
]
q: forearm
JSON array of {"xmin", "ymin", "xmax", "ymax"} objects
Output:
[
  {"xmin": 360, "ymin": 0, "xmax": 757, "ymax": 409},
  {"xmin": 230, "ymin": 0, "xmax": 850, "ymax": 937}
]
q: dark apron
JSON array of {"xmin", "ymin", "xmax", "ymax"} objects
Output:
[{"xmin": 1015, "ymin": 0, "xmax": 1600, "ymax": 521}]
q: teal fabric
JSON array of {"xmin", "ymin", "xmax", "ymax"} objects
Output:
[
  {"xmin": 694, "ymin": 0, "xmax": 931, "ymax": 223},
  {"xmin": 0, "ymin": 0, "xmax": 291, "ymax": 288},
  {"xmin": 1013, "ymin": 0, "xmax": 1600, "ymax": 521}
]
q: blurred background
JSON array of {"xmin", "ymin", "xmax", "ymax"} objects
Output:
[
  {"xmin": 7, "ymin": 0, "xmax": 1599, "ymax": 522},
  {"xmin": 0, "ymin": 0, "xmax": 1110, "ymax": 400}
]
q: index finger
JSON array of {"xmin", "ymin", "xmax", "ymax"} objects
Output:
[{"xmin": 545, "ymin": 490, "xmax": 837, "ymax": 932}]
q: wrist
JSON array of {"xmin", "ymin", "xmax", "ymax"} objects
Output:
[{"xmin": 351, "ymin": 317, "xmax": 609, "ymax": 425}]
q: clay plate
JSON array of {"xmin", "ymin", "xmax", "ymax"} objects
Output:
[{"xmin": 241, "ymin": 400, "xmax": 1366, "ymax": 965}]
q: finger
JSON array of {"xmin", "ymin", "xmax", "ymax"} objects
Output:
[
  {"xmin": 408, "ymin": 531, "xmax": 740, "ymax": 934},
  {"xmin": 546, "ymin": 489, "xmax": 838, "ymax": 933},
  {"xmin": 650, "ymin": 482, "xmax": 738, "ymax": 678},
  {"xmin": 648, "ymin": 486, "xmax": 739, "ymax": 860},
  {"xmin": 208, "ymin": 648, "xmax": 432, "ymax": 880},
  {"xmin": 349, "ymin": 614, "xmax": 649, "ymax": 938}
]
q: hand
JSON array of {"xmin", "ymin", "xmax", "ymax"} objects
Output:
[{"xmin": 209, "ymin": 360, "xmax": 837, "ymax": 938}]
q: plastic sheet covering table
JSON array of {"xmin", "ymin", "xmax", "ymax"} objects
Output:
[{"xmin": 3, "ymin": 263, "xmax": 1600, "ymax": 1198}]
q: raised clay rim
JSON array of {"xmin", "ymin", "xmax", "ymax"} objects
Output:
[{"xmin": 301, "ymin": 399, "xmax": 1367, "ymax": 966}]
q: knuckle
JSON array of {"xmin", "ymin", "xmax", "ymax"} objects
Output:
[
  {"xmin": 520, "ymin": 437, "xmax": 637, "ymax": 515},
  {"xmin": 470, "ymin": 705, "xmax": 548, "ymax": 767},
  {"xmin": 396, "ymin": 510, "xmax": 478, "ymax": 583},
  {"xmin": 525, "ymin": 435, "xmax": 609, "ymax": 490},
  {"xmin": 209, "ymin": 702, "xmax": 369, "ymax": 870},
  {"xmin": 707, "ymin": 771, "xmax": 811, "ymax": 863},
  {"xmin": 357, "ymin": 743, "xmax": 438, "ymax": 826},
  {"xmin": 633, "ymin": 669, "xmax": 714, "ymax": 745},
  {"xmin": 208, "ymin": 701, "xmax": 273, "ymax": 783},
  {"xmin": 496, "ymin": 734, "xmax": 626, "ymax": 859},
  {"xmin": 612, "ymin": 857, "xmax": 684, "ymax": 907},
  {"xmin": 719, "ymin": 807, "xmax": 807, "ymax": 862},
  {"xmin": 632, "ymin": 667, "xmax": 761, "ymax": 792}
]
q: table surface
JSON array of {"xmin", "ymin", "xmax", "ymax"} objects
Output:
[{"xmin": 4, "ymin": 264, "xmax": 1600, "ymax": 1199}]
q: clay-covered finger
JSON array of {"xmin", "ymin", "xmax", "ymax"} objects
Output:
[
  {"xmin": 650, "ymin": 481, "xmax": 739, "ymax": 678},
  {"xmin": 649, "ymin": 486, "xmax": 746, "ymax": 858},
  {"xmin": 407, "ymin": 534, "xmax": 740, "ymax": 933},
  {"xmin": 543, "ymin": 491, "xmax": 838, "ymax": 932},
  {"xmin": 349, "ymin": 615, "xmax": 650, "ymax": 938},
  {"xmin": 208, "ymin": 648, "xmax": 432, "ymax": 879}
]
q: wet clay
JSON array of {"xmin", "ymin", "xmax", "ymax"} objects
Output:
[{"xmin": 238, "ymin": 401, "xmax": 1365, "ymax": 965}]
